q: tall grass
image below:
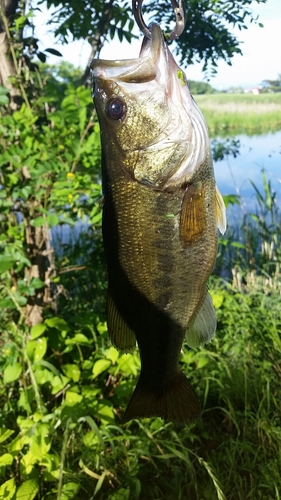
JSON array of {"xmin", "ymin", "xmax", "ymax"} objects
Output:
[
  {"xmin": 195, "ymin": 93, "xmax": 281, "ymax": 134},
  {"xmin": 216, "ymin": 170, "xmax": 281, "ymax": 284}
]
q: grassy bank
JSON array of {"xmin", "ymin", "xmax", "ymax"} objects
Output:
[{"xmin": 195, "ymin": 93, "xmax": 281, "ymax": 135}]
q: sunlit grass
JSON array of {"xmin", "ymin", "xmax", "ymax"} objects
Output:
[{"xmin": 195, "ymin": 93, "xmax": 281, "ymax": 134}]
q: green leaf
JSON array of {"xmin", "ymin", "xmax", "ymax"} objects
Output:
[
  {"xmin": 209, "ymin": 292, "xmax": 224, "ymax": 309},
  {"xmin": 60, "ymin": 482, "xmax": 80, "ymax": 500},
  {"xmin": 44, "ymin": 47, "xmax": 63, "ymax": 57},
  {"xmin": 0, "ymin": 428, "xmax": 15, "ymax": 444},
  {"xmin": 0, "ymin": 478, "xmax": 16, "ymax": 500},
  {"xmin": 45, "ymin": 317, "xmax": 70, "ymax": 332},
  {"xmin": 104, "ymin": 346, "xmax": 119, "ymax": 363},
  {"xmin": 197, "ymin": 355, "xmax": 209, "ymax": 369},
  {"xmin": 34, "ymin": 367, "xmax": 54, "ymax": 385},
  {"xmin": 62, "ymin": 364, "xmax": 81, "ymax": 382},
  {"xmin": 33, "ymin": 337, "xmax": 47, "ymax": 362},
  {"xmin": 97, "ymin": 403, "xmax": 115, "ymax": 424},
  {"xmin": 47, "ymin": 213, "xmax": 59, "ymax": 227},
  {"xmin": 26, "ymin": 339, "xmax": 37, "ymax": 359},
  {"xmin": 37, "ymin": 51, "xmax": 47, "ymax": 63},
  {"xmin": 4, "ymin": 363, "xmax": 22, "ymax": 384},
  {"xmin": 0, "ymin": 453, "xmax": 14, "ymax": 466},
  {"xmin": 31, "ymin": 216, "xmax": 45, "ymax": 227},
  {"xmin": 0, "ymin": 94, "xmax": 9, "ymax": 105},
  {"xmin": 230, "ymin": 242, "xmax": 246, "ymax": 249},
  {"xmin": 30, "ymin": 434, "xmax": 51, "ymax": 461},
  {"xmin": 65, "ymin": 333, "xmax": 91, "ymax": 345},
  {"xmin": 8, "ymin": 433, "xmax": 30, "ymax": 453},
  {"xmin": 0, "ymin": 298, "xmax": 17, "ymax": 309},
  {"xmin": 64, "ymin": 391, "xmax": 83, "ymax": 406},
  {"xmin": 117, "ymin": 353, "xmax": 140, "ymax": 376},
  {"xmin": 0, "ymin": 85, "xmax": 9, "ymax": 105},
  {"xmin": 0, "ymin": 255, "xmax": 15, "ymax": 273},
  {"xmin": 20, "ymin": 451, "xmax": 37, "ymax": 476},
  {"xmin": 30, "ymin": 278, "xmax": 45, "ymax": 289},
  {"xmin": 15, "ymin": 478, "xmax": 39, "ymax": 500},
  {"xmin": 92, "ymin": 359, "xmax": 111, "ymax": 378},
  {"xmin": 0, "ymin": 84, "xmax": 9, "ymax": 95},
  {"xmin": 51, "ymin": 375, "xmax": 70, "ymax": 395},
  {"xmin": 30, "ymin": 323, "xmax": 46, "ymax": 339}
]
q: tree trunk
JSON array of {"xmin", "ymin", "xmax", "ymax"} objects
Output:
[
  {"xmin": 1, "ymin": 2, "xmax": 54, "ymax": 326},
  {"xmin": 23, "ymin": 207, "xmax": 53, "ymax": 327},
  {"xmin": 0, "ymin": 0, "xmax": 21, "ymax": 108}
]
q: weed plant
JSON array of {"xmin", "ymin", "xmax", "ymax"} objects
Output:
[{"xmin": 215, "ymin": 170, "xmax": 281, "ymax": 283}]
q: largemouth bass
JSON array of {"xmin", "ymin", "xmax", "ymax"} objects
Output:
[{"xmin": 92, "ymin": 23, "xmax": 226, "ymax": 424}]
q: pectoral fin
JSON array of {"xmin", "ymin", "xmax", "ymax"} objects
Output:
[
  {"xmin": 215, "ymin": 185, "xmax": 227, "ymax": 234},
  {"xmin": 185, "ymin": 292, "xmax": 217, "ymax": 348},
  {"xmin": 107, "ymin": 286, "xmax": 136, "ymax": 352},
  {"xmin": 180, "ymin": 184, "xmax": 206, "ymax": 247}
]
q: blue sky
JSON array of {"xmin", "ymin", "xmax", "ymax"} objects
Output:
[{"xmin": 36, "ymin": 0, "xmax": 281, "ymax": 89}]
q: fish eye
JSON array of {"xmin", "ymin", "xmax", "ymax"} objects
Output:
[{"xmin": 106, "ymin": 98, "xmax": 126, "ymax": 120}]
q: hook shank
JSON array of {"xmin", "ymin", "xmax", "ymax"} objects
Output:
[{"xmin": 132, "ymin": 0, "xmax": 186, "ymax": 40}]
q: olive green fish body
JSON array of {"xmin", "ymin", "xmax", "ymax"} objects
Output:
[{"xmin": 93, "ymin": 23, "xmax": 226, "ymax": 424}]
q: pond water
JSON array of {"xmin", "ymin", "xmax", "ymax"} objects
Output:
[{"xmin": 214, "ymin": 131, "xmax": 281, "ymax": 216}]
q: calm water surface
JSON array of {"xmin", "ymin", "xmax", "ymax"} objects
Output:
[{"xmin": 214, "ymin": 131, "xmax": 281, "ymax": 215}]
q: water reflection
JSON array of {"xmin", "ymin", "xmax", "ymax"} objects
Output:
[{"xmin": 213, "ymin": 131, "xmax": 281, "ymax": 215}]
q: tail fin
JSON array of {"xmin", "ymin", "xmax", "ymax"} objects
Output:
[{"xmin": 122, "ymin": 370, "xmax": 201, "ymax": 425}]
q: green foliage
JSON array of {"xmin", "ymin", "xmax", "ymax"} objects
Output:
[
  {"xmin": 188, "ymin": 80, "xmax": 215, "ymax": 95},
  {"xmin": 211, "ymin": 138, "xmax": 240, "ymax": 162},
  {"xmin": 39, "ymin": 62, "xmax": 84, "ymax": 107},
  {"xmin": 261, "ymin": 73, "xmax": 281, "ymax": 93},
  {"xmin": 1, "ymin": 273, "xmax": 281, "ymax": 498},
  {"xmin": 0, "ymin": 83, "xmax": 103, "ymax": 318}
]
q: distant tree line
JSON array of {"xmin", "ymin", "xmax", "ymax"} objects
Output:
[
  {"xmin": 188, "ymin": 80, "xmax": 215, "ymax": 94},
  {"xmin": 261, "ymin": 74, "xmax": 281, "ymax": 93}
]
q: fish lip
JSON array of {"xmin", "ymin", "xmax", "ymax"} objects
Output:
[
  {"xmin": 139, "ymin": 23, "xmax": 166, "ymax": 63},
  {"xmin": 91, "ymin": 24, "xmax": 166, "ymax": 84}
]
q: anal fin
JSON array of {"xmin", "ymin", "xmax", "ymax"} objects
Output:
[
  {"xmin": 107, "ymin": 286, "xmax": 136, "ymax": 352},
  {"xmin": 185, "ymin": 291, "xmax": 217, "ymax": 348}
]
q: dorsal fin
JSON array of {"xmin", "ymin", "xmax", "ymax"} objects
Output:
[{"xmin": 214, "ymin": 185, "xmax": 227, "ymax": 234}]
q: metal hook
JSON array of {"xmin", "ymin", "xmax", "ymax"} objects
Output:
[{"xmin": 132, "ymin": 0, "xmax": 186, "ymax": 40}]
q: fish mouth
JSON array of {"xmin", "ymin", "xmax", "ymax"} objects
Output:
[{"xmin": 91, "ymin": 23, "xmax": 167, "ymax": 84}]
